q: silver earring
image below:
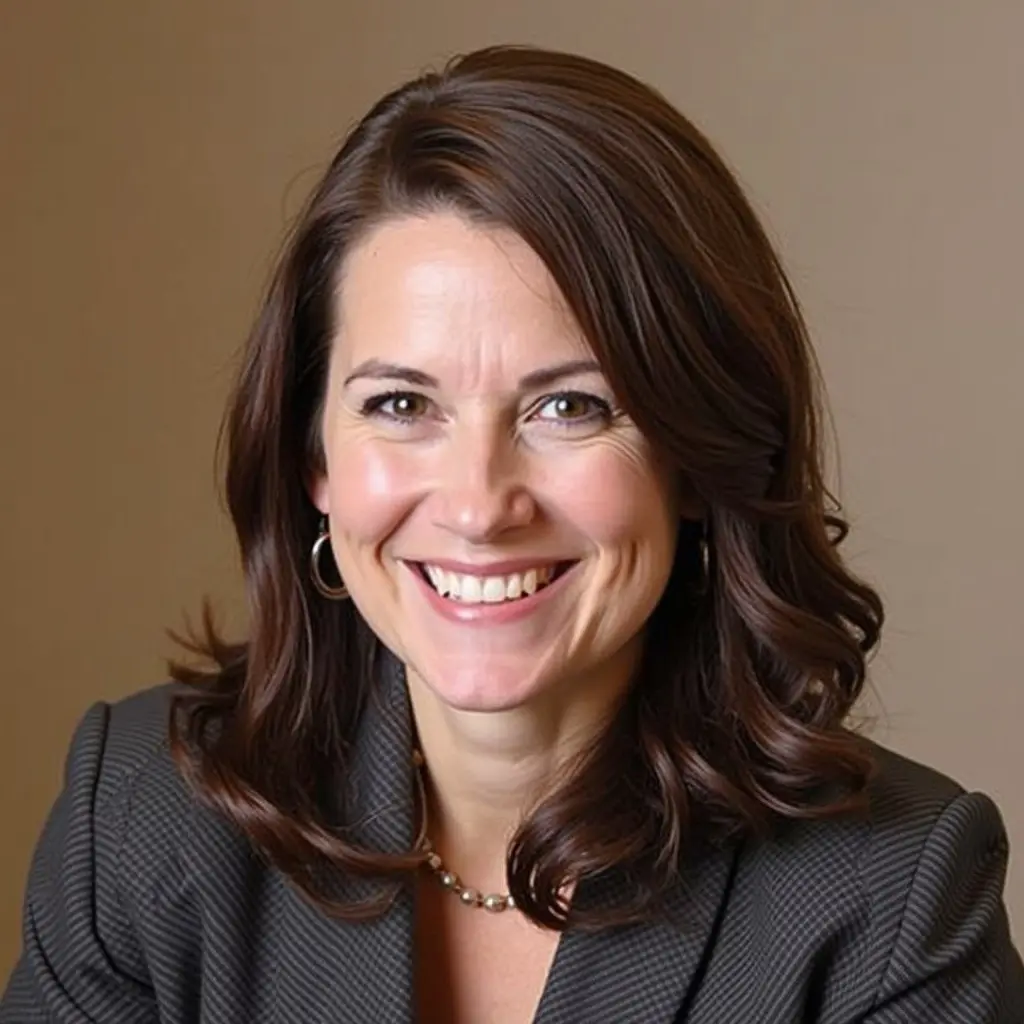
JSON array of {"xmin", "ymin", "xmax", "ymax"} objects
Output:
[
  {"xmin": 696, "ymin": 527, "xmax": 711, "ymax": 595},
  {"xmin": 310, "ymin": 518, "xmax": 350, "ymax": 600}
]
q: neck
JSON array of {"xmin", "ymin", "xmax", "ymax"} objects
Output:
[{"xmin": 405, "ymin": 646, "xmax": 639, "ymax": 892}]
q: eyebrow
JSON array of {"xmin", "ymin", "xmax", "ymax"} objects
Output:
[{"xmin": 341, "ymin": 357, "xmax": 603, "ymax": 391}]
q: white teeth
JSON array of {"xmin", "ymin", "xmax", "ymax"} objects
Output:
[
  {"xmin": 459, "ymin": 575, "xmax": 481, "ymax": 602},
  {"xmin": 422, "ymin": 564, "xmax": 561, "ymax": 603}
]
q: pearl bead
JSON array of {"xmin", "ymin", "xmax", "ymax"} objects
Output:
[{"xmin": 412, "ymin": 750, "xmax": 516, "ymax": 913}]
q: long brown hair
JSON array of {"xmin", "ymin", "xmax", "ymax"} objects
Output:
[{"xmin": 169, "ymin": 44, "xmax": 883, "ymax": 932}]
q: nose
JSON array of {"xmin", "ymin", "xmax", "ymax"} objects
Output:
[{"xmin": 430, "ymin": 419, "xmax": 537, "ymax": 543}]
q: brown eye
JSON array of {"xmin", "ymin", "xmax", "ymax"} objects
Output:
[
  {"xmin": 389, "ymin": 394, "xmax": 427, "ymax": 417},
  {"xmin": 362, "ymin": 391, "xmax": 432, "ymax": 421},
  {"xmin": 534, "ymin": 391, "xmax": 611, "ymax": 425},
  {"xmin": 553, "ymin": 395, "xmax": 588, "ymax": 419}
]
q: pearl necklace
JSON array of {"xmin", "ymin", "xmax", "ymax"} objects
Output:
[{"xmin": 412, "ymin": 748, "xmax": 517, "ymax": 913}]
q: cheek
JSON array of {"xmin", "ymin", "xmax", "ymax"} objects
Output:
[
  {"xmin": 326, "ymin": 442, "xmax": 420, "ymax": 546},
  {"xmin": 546, "ymin": 448, "xmax": 677, "ymax": 550}
]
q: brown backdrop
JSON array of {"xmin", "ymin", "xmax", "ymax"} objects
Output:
[{"xmin": 2, "ymin": 1, "xmax": 1021, "ymax": 977}]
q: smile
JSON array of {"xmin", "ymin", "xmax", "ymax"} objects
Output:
[{"xmin": 414, "ymin": 562, "xmax": 575, "ymax": 605}]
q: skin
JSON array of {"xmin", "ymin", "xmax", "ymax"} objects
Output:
[{"xmin": 310, "ymin": 211, "xmax": 680, "ymax": 892}]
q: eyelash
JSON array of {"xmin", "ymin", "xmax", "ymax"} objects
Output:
[{"xmin": 359, "ymin": 390, "xmax": 614, "ymax": 428}]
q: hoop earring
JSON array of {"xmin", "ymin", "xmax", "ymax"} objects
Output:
[
  {"xmin": 310, "ymin": 518, "xmax": 350, "ymax": 600},
  {"xmin": 696, "ymin": 527, "xmax": 711, "ymax": 595}
]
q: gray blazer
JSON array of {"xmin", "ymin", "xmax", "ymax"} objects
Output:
[{"xmin": 3, "ymin": 668, "xmax": 1023, "ymax": 1023}]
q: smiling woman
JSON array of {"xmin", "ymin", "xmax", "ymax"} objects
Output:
[
  {"xmin": 313, "ymin": 214, "xmax": 678, "ymax": 717},
  {"xmin": 3, "ymin": 44, "xmax": 1022, "ymax": 1024}
]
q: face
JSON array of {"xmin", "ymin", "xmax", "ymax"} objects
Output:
[{"xmin": 311, "ymin": 212, "xmax": 679, "ymax": 716}]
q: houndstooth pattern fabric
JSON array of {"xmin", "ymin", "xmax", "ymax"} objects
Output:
[{"xmin": 2, "ymin": 662, "xmax": 1023, "ymax": 1022}]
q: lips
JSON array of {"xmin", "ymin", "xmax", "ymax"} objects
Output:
[{"xmin": 413, "ymin": 561, "xmax": 576, "ymax": 605}]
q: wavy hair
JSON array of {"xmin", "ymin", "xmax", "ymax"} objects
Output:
[{"xmin": 169, "ymin": 44, "xmax": 884, "ymax": 931}]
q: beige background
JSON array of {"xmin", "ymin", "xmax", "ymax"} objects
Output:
[{"xmin": 2, "ymin": 1, "xmax": 1021, "ymax": 980}]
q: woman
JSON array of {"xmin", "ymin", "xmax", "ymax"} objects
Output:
[{"xmin": 3, "ymin": 44, "xmax": 1022, "ymax": 1024}]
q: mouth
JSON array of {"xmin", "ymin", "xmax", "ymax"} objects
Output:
[{"xmin": 410, "ymin": 561, "xmax": 578, "ymax": 606}]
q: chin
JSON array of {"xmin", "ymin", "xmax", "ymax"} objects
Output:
[{"xmin": 414, "ymin": 658, "xmax": 552, "ymax": 713}]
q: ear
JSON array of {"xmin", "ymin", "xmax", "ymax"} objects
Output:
[{"xmin": 306, "ymin": 470, "xmax": 330, "ymax": 516}]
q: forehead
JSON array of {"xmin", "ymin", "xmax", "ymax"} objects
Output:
[{"xmin": 331, "ymin": 213, "xmax": 595, "ymax": 382}]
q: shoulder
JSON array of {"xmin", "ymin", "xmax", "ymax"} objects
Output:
[
  {"xmin": 857, "ymin": 739, "xmax": 1005, "ymax": 897},
  {"xmin": 67, "ymin": 682, "xmax": 190, "ymax": 831},
  {"xmin": 841, "ymin": 739, "xmax": 1006, "ymax": 921},
  {"xmin": 747, "ymin": 735, "xmax": 1003, "ymax": 872},
  {"xmin": 862, "ymin": 737, "xmax": 974, "ymax": 836},
  {"xmin": 84, "ymin": 681, "xmax": 178, "ymax": 782},
  {"xmin": 73, "ymin": 682, "xmax": 255, "ymax": 894},
  {"xmin": 3, "ymin": 685, "xmax": 200, "ymax": 1016},
  {"xmin": 721, "ymin": 737, "xmax": 1018, "ymax": 1018},
  {"xmin": 744, "ymin": 738, "xmax": 1007, "ymax": 924}
]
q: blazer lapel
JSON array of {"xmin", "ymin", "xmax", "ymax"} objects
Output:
[
  {"xmin": 273, "ymin": 655, "xmax": 418, "ymax": 1023},
  {"xmin": 534, "ymin": 841, "xmax": 740, "ymax": 1024}
]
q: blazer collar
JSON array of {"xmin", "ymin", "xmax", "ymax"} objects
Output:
[{"xmin": 273, "ymin": 655, "xmax": 739, "ymax": 1023}]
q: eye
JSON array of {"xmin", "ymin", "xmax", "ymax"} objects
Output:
[
  {"xmin": 360, "ymin": 390, "xmax": 433, "ymax": 422},
  {"xmin": 532, "ymin": 391, "xmax": 612, "ymax": 426}
]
